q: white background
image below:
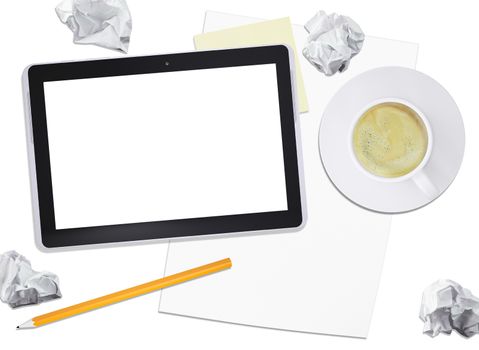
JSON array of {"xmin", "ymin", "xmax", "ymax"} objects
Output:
[
  {"xmin": 0, "ymin": 1, "xmax": 477, "ymax": 349},
  {"xmin": 44, "ymin": 65, "xmax": 287, "ymax": 229}
]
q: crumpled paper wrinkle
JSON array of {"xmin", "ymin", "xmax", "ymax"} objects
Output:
[
  {"xmin": 303, "ymin": 11, "xmax": 364, "ymax": 76},
  {"xmin": 420, "ymin": 279, "xmax": 479, "ymax": 338},
  {"xmin": 0, "ymin": 251, "xmax": 61, "ymax": 308},
  {"xmin": 56, "ymin": 0, "xmax": 132, "ymax": 53}
]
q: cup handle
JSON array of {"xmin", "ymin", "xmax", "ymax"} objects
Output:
[{"xmin": 413, "ymin": 171, "xmax": 439, "ymax": 199}]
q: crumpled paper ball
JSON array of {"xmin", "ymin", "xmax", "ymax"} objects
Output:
[
  {"xmin": 302, "ymin": 11, "xmax": 365, "ymax": 76},
  {"xmin": 55, "ymin": 0, "xmax": 132, "ymax": 53},
  {"xmin": 420, "ymin": 279, "xmax": 479, "ymax": 338},
  {"xmin": 0, "ymin": 251, "xmax": 61, "ymax": 308}
]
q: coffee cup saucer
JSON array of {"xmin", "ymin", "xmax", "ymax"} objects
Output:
[{"xmin": 319, "ymin": 66, "xmax": 465, "ymax": 213}]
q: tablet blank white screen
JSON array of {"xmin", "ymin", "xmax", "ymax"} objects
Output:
[{"xmin": 43, "ymin": 64, "xmax": 288, "ymax": 229}]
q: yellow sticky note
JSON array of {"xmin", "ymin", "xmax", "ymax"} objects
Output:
[{"xmin": 194, "ymin": 17, "xmax": 309, "ymax": 113}]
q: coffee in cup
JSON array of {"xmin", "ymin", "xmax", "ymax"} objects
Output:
[{"xmin": 352, "ymin": 102, "xmax": 428, "ymax": 178}]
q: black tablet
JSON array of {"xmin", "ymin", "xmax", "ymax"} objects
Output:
[{"xmin": 23, "ymin": 45, "xmax": 304, "ymax": 249}]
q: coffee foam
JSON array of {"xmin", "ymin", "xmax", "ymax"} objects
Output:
[{"xmin": 353, "ymin": 102, "xmax": 428, "ymax": 178}]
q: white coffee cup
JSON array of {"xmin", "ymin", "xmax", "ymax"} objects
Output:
[{"xmin": 349, "ymin": 97, "xmax": 438, "ymax": 199}]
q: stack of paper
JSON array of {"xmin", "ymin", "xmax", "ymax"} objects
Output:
[{"xmin": 159, "ymin": 12, "xmax": 418, "ymax": 338}]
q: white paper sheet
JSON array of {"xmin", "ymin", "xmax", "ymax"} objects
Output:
[{"xmin": 159, "ymin": 11, "xmax": 418, "ymax": 338}]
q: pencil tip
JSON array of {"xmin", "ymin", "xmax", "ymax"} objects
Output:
[{"xmin": 17, "ymin": 320, "xmax": 35, "ymax": 329}]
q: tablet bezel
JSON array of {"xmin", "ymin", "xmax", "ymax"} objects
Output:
[{"xmin": 23, "ymin": 45, "xmax": 303, "ymax": 248}]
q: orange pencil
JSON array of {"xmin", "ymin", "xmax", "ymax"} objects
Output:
[{"xmin": 17, "ymin": 258, "xmax": 232, "ymax": 329}]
